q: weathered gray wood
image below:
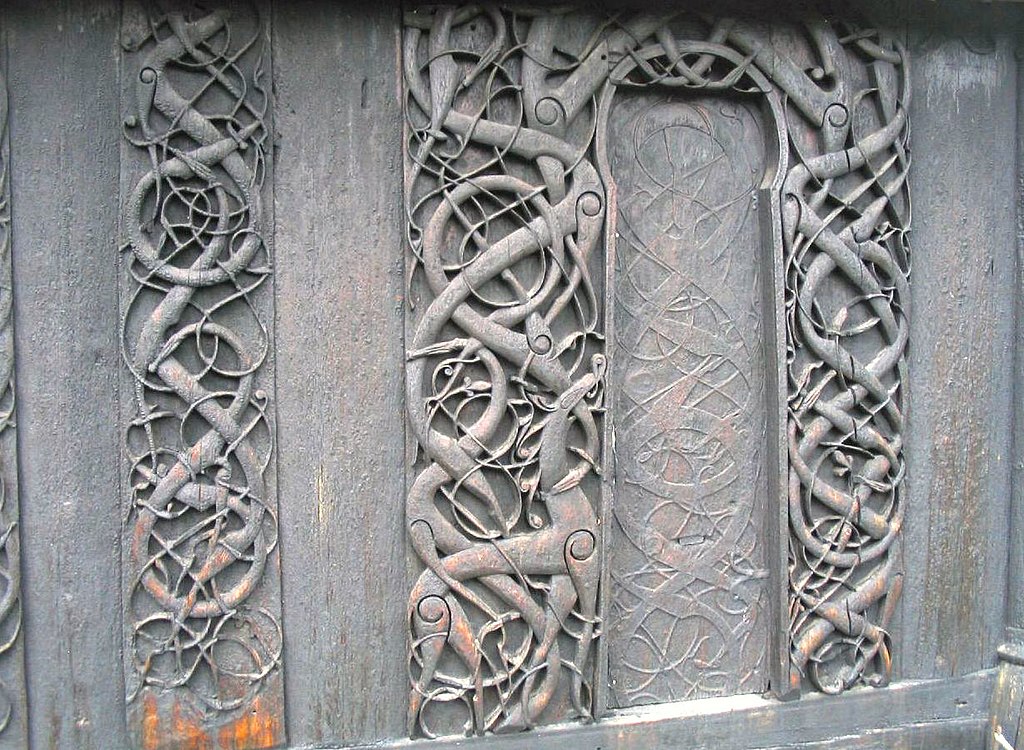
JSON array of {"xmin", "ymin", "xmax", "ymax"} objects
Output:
[
  {"xmin": 989, "ymin": 656, "xmax": 1024, "ymax": 750},
  {"xmin": 4, "ymin": 1, "xmax": 129, "ymax": 748},
  {"xmin": 339, "ymin": 671, "xmax": 993, "ymax": 750},
  {"xmin": 0, "ymin": 25, "xmax": 28, "ymax": 750},
  {"xmin": 116, "ymin": 3, "xmax": 287, "ymax": 747},
  {"xmin": 901, "ymin": 16, "xmax": 1018, "ymax": 679},
  {"xmin": 763, "ymin": 720, "xmax": 986, "ymax": 750},
  {"xmin": 272, "ymin": 1, "xmax": 408, "ymax": 745},
  {"xmin": 987, "ymin": 20, "xmax": 1024, "ymax": 750}
]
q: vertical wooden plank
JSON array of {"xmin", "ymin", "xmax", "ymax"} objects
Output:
[
  {"xmin": 271, "ymin": 0, "xmax": 407, "ymax": 745},
  {"xmin": 988, "ymin": 9, "xmax": 1024, "ymax": 749},
  {"xmin": 4, "ymin": 1, "xmax": 129, "ymax": 748},
  {"xmin": 117, "ymin": 2, "xmax": 286, "ymax": 747},
  {"xmin": 0, "ymin": 25, "xmax": 28, "ymax": 750},
  {"xmin": 402, "ymin": 8, "xmax": 608, "ymax": 737},
  {"xmin": 902, "ymin": 10, "xmax": 1018, "ymax": 679}
]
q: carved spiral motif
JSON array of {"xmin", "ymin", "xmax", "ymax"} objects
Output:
[
  {"xmin": 0, "ymin": 67, "xmax": 22, "ymax": 735},
  {"xmin": 405, "ymin": 9, "xmax": 909, "ymax": 730},
  {"xmin": 404, "ymin": 6, "xmax": 607, "ymax": 737},
  {"xmin": 120, "ymin": 8, "xmax": 281, "ymax": 712}
]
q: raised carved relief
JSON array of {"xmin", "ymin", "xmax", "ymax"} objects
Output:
[
  {"xmin": 607, "ymin": 95, "xmax": 771, "ymax": 705},
  {"xmin": 402, "ymin": 6, "xmax": 607, "ymax": 738},
  {"xmin": 0, "ymin": 65, "xmax": 27, "ymax": 742},
  {"xmin": 118, "ymin": 4, "xmax": 284, "ymax": 746},
  {"xmin": 780, "ymin": 21, "xmax": 910, "ymax": 695},
  {"xmin": 403, "ymin": 7, "xmax": 909, "ymax": 735}
]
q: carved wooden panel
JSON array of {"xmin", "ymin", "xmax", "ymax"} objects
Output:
[
  {"xmin": 403, "ymin": 5, "xmax": 909, "ymax": 739},
  {"xmin": 606, "ymin": 93, "xmax": 772, "ymax": 706},
  {"xmin": 0, "ymin": 58, "xmax": 27, "ymax": 747},
  {"xmin": 117, "ymin": 4, "xmax": 285, "ymax": 747},
  {"xmin": 402, "ymin": 7, "xmax": 606, "ymax": 737}
]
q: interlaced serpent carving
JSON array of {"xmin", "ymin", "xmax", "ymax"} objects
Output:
[
  {"xmin": 403, "ymin": 6, "xmax": 607, "ymax": 737},
  {"xmin": 0, "ymin": 66, "xmax": 24, "ymax": 736},
  {"xmin": 780, "ymin": 20, "xmax": 909, "ymax": 696},
  {"xmin": 119, "ymin": 5, "xmax": 282, "ymax": 719},
  {"xmin": 404, "ymin": 7, "xmax": 909, "ymax": 732}
]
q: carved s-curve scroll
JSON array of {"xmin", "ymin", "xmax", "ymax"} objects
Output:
[
  {"xmin": 0, "ymin": 60, "xmax": 28, "ymax": 744},
  {"xmin": 118, "ymin": 4, "xmax": 285, "ymax": 748},
  {"xmin": 404, "ymin": 7, "xmax": 909, "ymax": 736}
]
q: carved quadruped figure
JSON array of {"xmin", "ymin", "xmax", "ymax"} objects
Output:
[
  {"xmin": 119, "ymin": 3, "xmax": 284, "ymax": 744},
  {"xmin": 404, "ymin": 5, "xmax": 909, "ymax": 737},
  {"xmin": 404, "ymin": 5, "xmax": 608, "ymax": 737}
]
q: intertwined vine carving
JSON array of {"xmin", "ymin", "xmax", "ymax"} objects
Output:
[
  {"xmin": 780, "ymin": 20, "xmax": 909, "ymax": 696},
  {"xmin": 404, "ymin": 7, "xmax": 909, "ymax": 732},
  {"xmin": 404, "ymin": 7, "xmax": 607, "ymax": 737},
  {"xmin": 120, "ymin": 6, "xmax": 282, "ymax": 716},
  {"xmin": 0, "ymin": 66, "xmax": 23, "ymax": 736}
]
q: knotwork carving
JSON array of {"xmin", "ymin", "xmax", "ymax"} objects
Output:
[
  {"xmin": 0, "ymin": 66, "xmax": 24, "ymax": 737},
  {"xmin": 780, "ymin": 21, "xmax": 909, "ymax": 696},
  {"xmin": 404, "ymin": 7, "xmax": 909, "ymax": 731},
  {"xmin": 403, "ymin": 6, "xmax": 607, "ymax": 737},
  {"xmin": 119, "ymin": 4, "xmax": 282, "ymax": 724},
  {"xmin": 607, "ymin": 96, "xmax": 772, "ymax": 705}
]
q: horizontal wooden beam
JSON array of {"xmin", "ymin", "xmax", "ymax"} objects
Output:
[{"xmin": 341, "ymin": 672, "xmax": 993, "ymax": 750}]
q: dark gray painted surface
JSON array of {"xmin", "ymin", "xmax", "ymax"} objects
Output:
[
  {"xmin": 901, "ymin": 15, "xmax": 1019, "ymax": 680},
  {"xmin": 272, "ymin": 1, "xmax": 408, "ymax": 745},
  {"xmin": 5, "ymin": 1, "xmax": 130, "ymax": 749}
]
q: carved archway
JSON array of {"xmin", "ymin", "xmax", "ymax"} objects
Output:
[{"xmin": 403, "ymin": 6, "xmax": 909, "ymax": 738}]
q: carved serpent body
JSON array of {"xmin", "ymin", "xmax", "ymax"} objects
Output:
[
  {"xmin": 121, "ymin": 8, "xmax": 280, "ymax": 715},
  {"xmin": 405, "ymin": 5, "xmax": 909, "ymax": 736}
]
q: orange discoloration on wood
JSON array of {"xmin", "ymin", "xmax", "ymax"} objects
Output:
[
  {"xmin": 137, "ymin": 691, "xmax": 281, "ymax": 750},
  {"xmin": 140, "ymin": 693, "xmax": 160, "ymax": 750},
  {"xmin": 216, "ymin": 697, "xmax": 282, "ymax": 750},
  {"xmin": 137, "ymin": 692, "xmax": 213, "ymax": 750},
  {"xmin": 171, "ymin": 701, "xmax": 214, "ymax": 750}
]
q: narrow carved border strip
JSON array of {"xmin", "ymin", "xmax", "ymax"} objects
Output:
[
  {"xmin": 0, "ymin": 38, "xmax": 28, "ymax": 745},
  {"xmin": 118, "ymin": 3, "xmax": 285, "ymax": 747}
]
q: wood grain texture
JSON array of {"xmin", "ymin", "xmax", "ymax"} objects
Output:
[
  {"xmin": 900, "ymin": 14, "xmax": 1018, "ymax": 679},
  {"xmin": 989, "ymin": 656, "xmax": 1024, "ymax": 749},
  {"xmin": 4, "ymin": 1, "xmax": 129, "ymax": 748},
  {"xmin": 762, "ymin": 720, "xmax": 986, "ymax": 750},
  {"xmin": 1011, "ymin": 21, "xmax": 1024, "ymax": 639},
  {"xmin": 987, "ymin": 21, "xmax": 1024, "ymax": 750},
  {"xmin": 271, "ymin": 0, "xmax": 407, "ymax": 745},
  {"xmin": 337, "ymin": 671, "xmax": 993, "ymax": 750}
]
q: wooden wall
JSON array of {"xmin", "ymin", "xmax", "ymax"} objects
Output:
[{"xmin": 0, "ymin": 1, "xmax": 1017, "ymax": 748}]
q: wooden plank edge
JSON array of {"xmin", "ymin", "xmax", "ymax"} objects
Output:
[{"xmin": 328, "ymin": 671, "xmax": 995, "ymax": 750}]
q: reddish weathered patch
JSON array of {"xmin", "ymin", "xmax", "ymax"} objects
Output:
[{"xmin": 137, "ymin": 691, "xmax": 282, "ymax": 750}]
